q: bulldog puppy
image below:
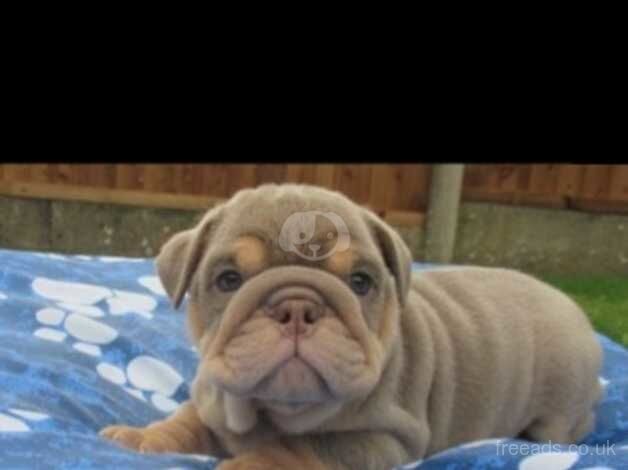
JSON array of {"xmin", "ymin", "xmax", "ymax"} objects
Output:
[{"xmin": 101, "ymin": 184, "xmax": 603, "ymax": 470}]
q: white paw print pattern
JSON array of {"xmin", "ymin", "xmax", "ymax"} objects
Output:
[
  {"xmin": 31, "ymin": 278, "xmax": 158, "ymax": 357},
  {"xmin": 0, "ymin": 408, "xmax": 50, "ymax": 432},
  {"xmin": 96, "ymin": 356, "xmax": 183, "ymax": 414},
  {"xmin": 98, "ymin": 256, "xmax": 144, "ymax": 263},
  {"xmin": 459, "ymin": 438, "xmax": 507, "ymax": 450},
  {"xmin": 577, "ymin": 467, "xmax": 616, "ymax": 470},
  {"xmin": 34, "ymin": 254, "xmax": 145, "ymax": 263},
  {"xmin": 518, "ymin": 451, "xmax": 579, "ymax": 470}
]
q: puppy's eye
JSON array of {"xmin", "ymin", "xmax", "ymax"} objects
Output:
[
  {"xmin": 216, "ymin": 270, "xmax": 243, "ymax": 292},
  {"xmin": 349, "ymin": 272, "xmax": 372, "ymax": 296}
]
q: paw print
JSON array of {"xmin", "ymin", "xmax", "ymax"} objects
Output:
[
  {"xmin": 31, "ymin": 277, "xmax": 158, "ymax": 357},
  {"xmin": 96, "ymin": 356, "xmax": 183, "ymax": 413},
  {"xmin": 518, "ymin": 451, "xmax": 579, "ymax": 470},
  {"xmin": 0, "ymin": 408, "xmax": 50, "ymax": 432},
  {"xmin": 35, "ymin": 254, "xmax": 145, "ymax": 263},
  {"xmin": 98, "ymin": 256, "xmax": 144, "ymax": 263},
  {"xmin": 459, "ymin": 438, "xmax": 507, "ymax": 450},
  {"xmin": 33, "ymin": 307, "xmax": 117, "ymax": 357}
]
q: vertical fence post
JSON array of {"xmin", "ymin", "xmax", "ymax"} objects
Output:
[{"xmin": 424, "ymin": 164, "xmax": 465, "ymax": 263}]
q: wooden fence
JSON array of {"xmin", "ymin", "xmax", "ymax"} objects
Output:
[
  {"xmin": 0, "ymin": 164, "xmax": 627, "ymax": 218},
  {"xmin": 462, "ymin": 164, "xmax": 628, "ymax": 213}
]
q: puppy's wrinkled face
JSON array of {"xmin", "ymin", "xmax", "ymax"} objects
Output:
[{"xmin": 157, "ymin": 184, "xmax": 411, "ymax": 435}]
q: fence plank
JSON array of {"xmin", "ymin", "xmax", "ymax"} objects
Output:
[
  {"xmin": 87, "ymin": 164, "xmax": 115, "ymax": 188},
  {"xmin": 314, "ymin": 165, "xmax": 336, "ymax": 189},
  {"xmin": 557, "ymin": 165, "xmax": 584, "ymax": 197},
  {"xmin": 29, "ymin": 164, "xmax": 51, "ymax": 183},
  {"xmin": 71, "ymin": 165, "xmax": 91, "ymax": 185},
  {"xmin": 285, "ymin": 164, "xmax": 305, "ymax": 183},
  {"xmin": 334, "ymin": 165, "xmax": 372, "ymax": 205},
  {"xmin": 180, "ymin": 164, "xmax": 204, "ymax": 194},
  {"xmin": 256, "ymin": 164, "xmax": 286, "ymax": 185},
  {"xmin": 158, "ymin": 164, "xmax": 176, "ymax": 193},
  {"xmin": 284, "ymin": 164, "xmax": 318, "ymax": 185},
  {"xmin": 367, "ymin": 165, "xmax": 394, "ymax": 211},
  {"xmin": 170, "ymin": 165, "xmax": 185, "ymax": 194},
  {"xmin": 608, "ymin": 165, "xmax": 628, "ymax": 202},
  {"xmin": 2, "ymin": 165, "xmax": 31, "ymax": 182},
  {"xmin": 226, "ymin": 164, "xmax": 256, "ymax": 195},
  {"xmin": 579, "ymin": 165, "xmax": 612, "ymax": 199},
  {"xmin": 462, "ymin": 164, "xmax": 489, "ymax": 189},
  {"xmin": 462, "ymin": 164, "xmax": 510, "ymax": 202},
  {"xmin": 495, "ymin": 164, "xmax": 520, "ymax": 192},
  {"xmin": 529, "ymin": 164, "xmax": 560, "ymax": 195},
  {"xmin": 394, "ymin": 164, "xmax": 429, "ymax": 211},
  {"xmin": 142, "ymin": 164, "xmax": 174, "ymax": 193},
  {"xmin": 516, "ymin": 164, "xmax": 532, "ymax": 191},
  {"xmin": 49, "ymin": 164, "xmax": 72, "ymax": 185},
  {"xmin": 114, "ymin": 165, "xmax": 142, "ymax": 190},
  {"xmin": 200, "ymin": 165, "xmax": 229, "ymax": 197}
]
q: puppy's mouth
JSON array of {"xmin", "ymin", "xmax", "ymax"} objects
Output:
[
  {"xmin": 253, "ymin": 357, "xmax": 329, "ymax": 415},
  {"xmin": 195, "ymin": 266, "xmax": 385, "ymax": 414}
]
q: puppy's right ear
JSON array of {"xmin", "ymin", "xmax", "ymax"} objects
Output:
[{"xmin": 156, "ymin": 205, "xmax": 223, "ymax": 309}]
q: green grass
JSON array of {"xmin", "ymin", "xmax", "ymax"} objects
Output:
[{"xmin": 539, "ymin": 275, "xmax": 628, "ymax": 348}]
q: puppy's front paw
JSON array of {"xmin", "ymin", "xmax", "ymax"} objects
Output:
[{"xmin": 100, "ymin": 425, "xmax": 184, "ymax": 454}]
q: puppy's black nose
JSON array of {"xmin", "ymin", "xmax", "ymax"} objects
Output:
[{"xmin": 267, "ymin": 298, "xmax": 324, "ymax": 337}]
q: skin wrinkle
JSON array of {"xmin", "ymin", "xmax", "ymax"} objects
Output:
[
  {"xmin": 211, "ymin": 278, "xmax": 375, "ymax": 400},
  {"xmin": 302, "ymin": 327, "xmax": 365, "ymax": 370},
  {"xmin": 225, "ymin": 320, "xmax": 282, "ymax": 359},
  {"xmin": 205, "ymin": 266, "xmax": 371, "ymax": 368},
  {"xmin": 215, "ymin": 340, "xmax": 294, "ymax": 395}
]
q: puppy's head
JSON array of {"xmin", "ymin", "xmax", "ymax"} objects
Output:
[{"xmin": 157, "ymin": 184, "xmax": 411, "ymax": 435}]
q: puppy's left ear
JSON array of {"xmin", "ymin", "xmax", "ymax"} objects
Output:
[{"xmin": 362, "ymin": 209, "xmax": 412, "ymax": 306}]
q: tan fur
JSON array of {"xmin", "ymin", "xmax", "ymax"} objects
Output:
[
  {"xmin": 324, "ymin": 248, "xmax": 354, "ymax": 276},
  {"xmin": 233, "ymin": 236, "xmax": 268, "ymax": 275},
  {"xmin": 101, "ymin": 184, "xmax": 603, "ymax": 470},
  {"xmin": 219, "ymin": 441, "xmax": 327, "ymax": 470},
  {"xmin": 187, "ymin": 300, "xmax": 206, "ymax": 344},
  {"xmin": 100, "ymin": 401, "xmax": 221, "ymax": 455}
]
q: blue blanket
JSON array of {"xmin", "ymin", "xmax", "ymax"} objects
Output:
[{"xmin": 0, "ymin": 248, "xmax": 626, "ymax": 470}]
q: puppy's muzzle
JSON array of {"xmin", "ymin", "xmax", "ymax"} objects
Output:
[{"xmin": 197, "ymin": 266, "xmax": 384, "ymax": 402}]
